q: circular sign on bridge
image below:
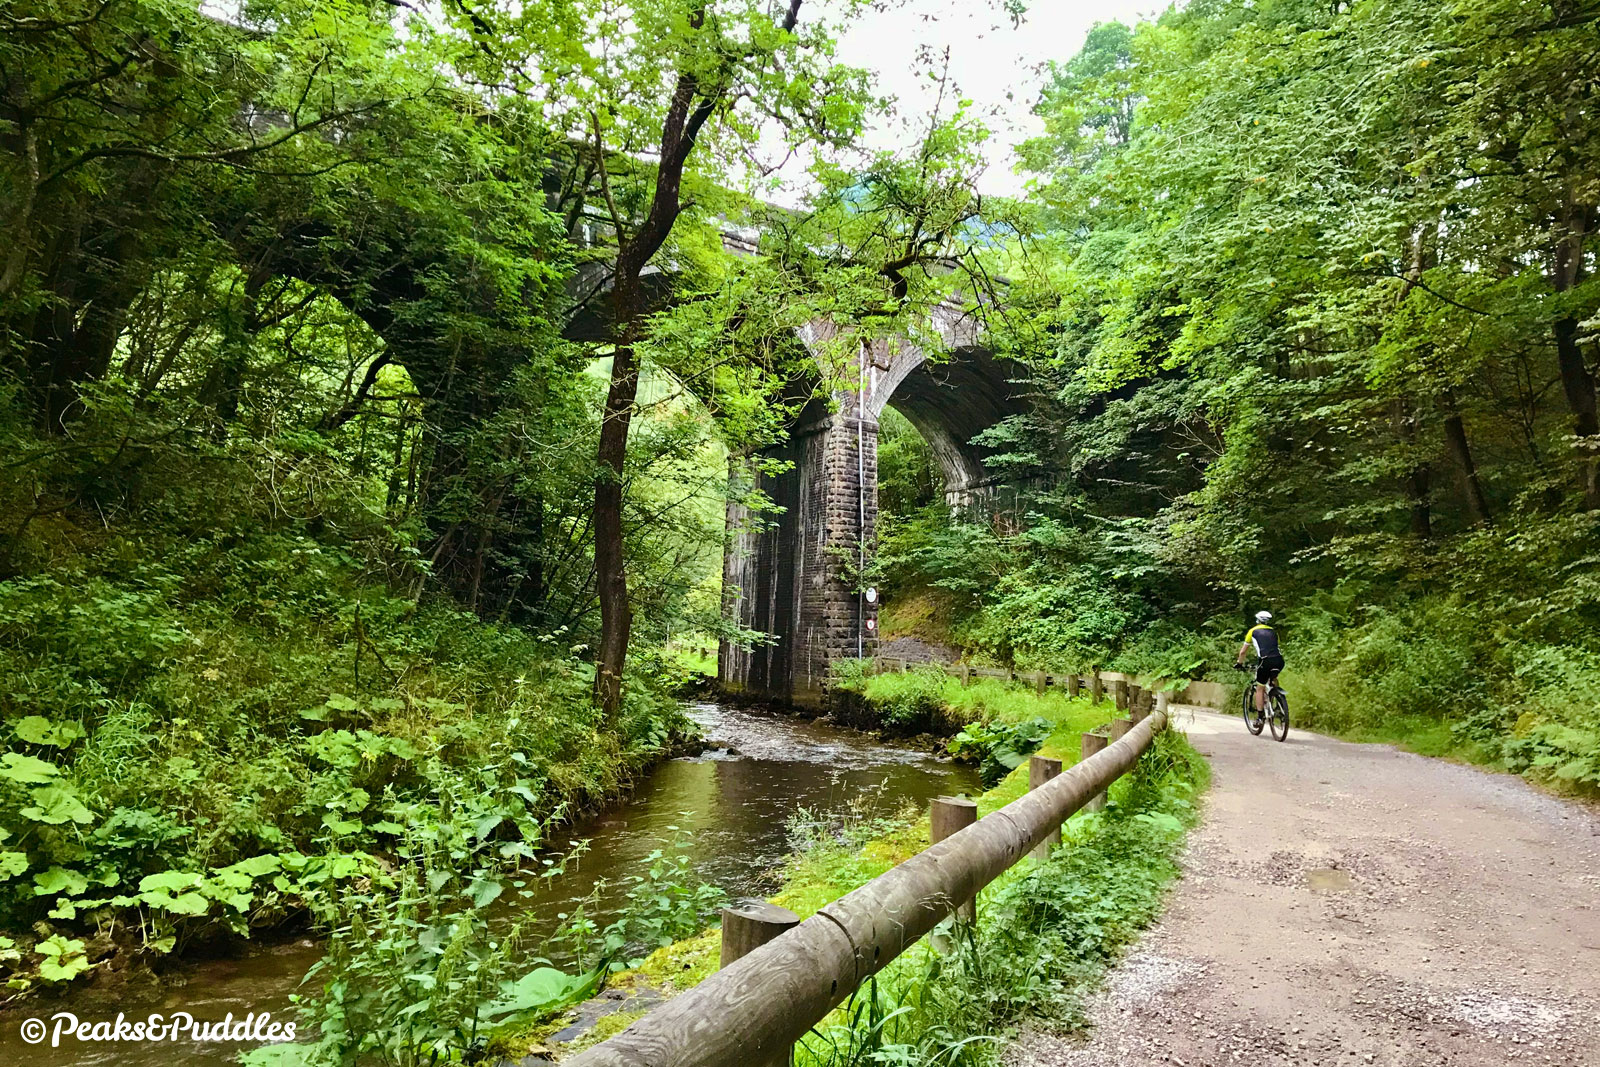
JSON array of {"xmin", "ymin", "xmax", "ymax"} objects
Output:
[
  {"xmin": 865, "ymin": 587, "xmax": 878, "ymax": 604},
  {"xmin": 865, "ymin": 618, "xmax": 877, "ymax": 631}
]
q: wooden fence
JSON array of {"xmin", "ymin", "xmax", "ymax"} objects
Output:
[
  {"xmin": 563, "ymin": 707, "xmax": 1170, "ymax": 1067},
  {"xmin": 868, "ymin": 656, "xmax": 1230, "ymax": 712}
]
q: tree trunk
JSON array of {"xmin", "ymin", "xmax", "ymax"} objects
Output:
[
  {"xmin": 200, "ymin": 266, "xmax": 269, "ymax": 424},
  {"xmin": 585, "ymin": 0, "xmax": 804, "ymax": 720},
  {"xmin": 25, "ymin": 232, "xmax": 142, "ymax": 432},
  {"xmin": 1441, "ymin": 394, "xmax": 1492, "ymax": 527},
  {"xmin": 1550, "ymin": 198, "xmax": 1599, "ymax": 509},
  {"xmin": 1407, "ymin": 462, "xmax": 1433, "ymax": 540},
  {"xmin": 593, "ymin": 334, "xmax": 640, "ymax": 717}
]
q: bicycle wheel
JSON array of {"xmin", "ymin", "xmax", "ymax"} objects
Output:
[
  {"xmin": 1268, "ymin": 689, "xmax": 1290, "ymax": 742},
  {"xmin": 1242, "ymin": 682, "xmax": 1265, "ymax": 735}
]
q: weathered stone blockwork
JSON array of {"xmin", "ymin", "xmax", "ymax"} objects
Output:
[
  {"xmin": 720, "ymin": 309, "xmax": 1029, "ymax": 708},
  {"xmin": 721, "ymin": 401, "xmax": 879, "ymax": 708}
]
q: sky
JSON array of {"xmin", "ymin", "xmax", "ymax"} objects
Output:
[{"xmin": 829, "ymin": 0, "xmax": 1163, "ymax": 196}]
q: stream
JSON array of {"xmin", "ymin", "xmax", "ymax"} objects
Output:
[{"xmin": 3, "ymin": 702, "xmax": 979, "ymax": 1067}]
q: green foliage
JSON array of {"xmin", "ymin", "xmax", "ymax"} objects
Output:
[
  {"xmin": 836, "ymin": 666, "xmax": 954, "ymax": 730},
  {"xmin": 878, "ymin": 408, "xmax": 942, "ymax": 516},
  {"xmin": 0, "ymin": 483, "xmax": 694, "ymax": 982},
  {"xmin": 789, "ymin": 728, "xmax": 1206, "ymax": 1067},
  {"xmin": 33, "ymin": 934, "xmax": 89, "ymax": 984},
  {"xmin": 242, "ymin": 816, "xmax": 724, "ymax": 1066},
  {"xmin": 873, "ymin": 0, "xmax": 1600, "ymax": 796},
  {"xmin": 948, "ymin": 718, "xmax": 1051, "ymax": 788}
]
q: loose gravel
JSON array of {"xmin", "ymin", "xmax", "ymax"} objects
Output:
[{"xmin": 1005, "ymin": 708, "xmax": 1600, "ymax": 1067}]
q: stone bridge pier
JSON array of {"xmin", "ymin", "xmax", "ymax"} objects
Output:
[{"xmin": 719, "ymin": 308, "xmax": 1029, "ymax": 708}]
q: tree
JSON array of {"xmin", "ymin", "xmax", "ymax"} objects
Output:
[
  {"xmin": 431, "ymin": 0, "xmax": 879, "ymax": 716},
  {"xmin": 0, "ymin": 0, "xmax": 401, "ymax": 430}
]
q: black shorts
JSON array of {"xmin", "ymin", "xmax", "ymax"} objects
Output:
[{"xmin": 1255, "ymin": 655, "xmax": 1284, "ymax": 684}]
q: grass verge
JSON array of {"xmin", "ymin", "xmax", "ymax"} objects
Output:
[{"xmin": 567, "ymin": 682, "xmax": 1208, "ymax": 1065}]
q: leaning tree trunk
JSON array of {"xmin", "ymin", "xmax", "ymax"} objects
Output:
[
  {"xmin": 1550, "ymin": 198, "xmax": 1599, "ymax": 509},
  {"xmin": 1442, "ymin": 392, "xmax": 1492, "ymax": 527}
]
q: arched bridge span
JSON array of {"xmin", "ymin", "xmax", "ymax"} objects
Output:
[
  {"xmin": 719, "ymin": 303, "xmax": 1030, "ymax": 708},
  {"xmin": 561, "ymin": 227, "xmax": 1029, "ymax": 707}
]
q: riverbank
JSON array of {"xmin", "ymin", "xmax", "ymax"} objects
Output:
[
  {"xmin": 0, "ymin": 702, "xmax": 978, "ymax": 1067},
  {"xmin": 0, "ymin": 530, "xmax": 702, "ymax": 1001},
  {"xmin": 530, "ymin": 681, "xmax": 1208, "ymax": 1064}
]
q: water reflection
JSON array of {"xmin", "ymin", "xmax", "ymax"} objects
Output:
[
  {"xmin": 520, "ymin": 703, "xmax": 978, "ymax": 948},
  {"xmin": 0, "ymin": 703, "xmax": 977, "ymax": 1067}
]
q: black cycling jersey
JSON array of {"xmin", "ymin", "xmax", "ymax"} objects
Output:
[{"xmin": 1246, "ymin": 624, "xmax": 1280, "ymax": 659}]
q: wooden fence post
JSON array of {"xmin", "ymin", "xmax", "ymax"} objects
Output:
[
  {"xmin": 1066, "ymin": 673, "xmax": 1080, "ymax": 698},
  {"xmin": 562, "ymin": 712, "xmax": 1169, "ymax": 1067},
  {"xmin": 1034, "ymin": 670, "xmax": 1046, "ymax": 696},
  {"xmin": 1113, "ymin": 679, "xmax": 1128, "ymax": 711},
  {"xmin": 1090, "ymin": 671, "xmax": 1103, "ymax": 704},
  {"xmin": 1109, "ymin": 717, "xmax": 1133, "ymax": 742},
  {"xmin": 719, "ymin": 899, "xmax": 802, "ymax": 1067},
  {"xmin": 721, "ymin": 900, "xmax": 801, "ymax": 968},
  {"xmin": 930, "ymin": 796, "xmax": 979, "ymax": 922},
  {"xmin": 1130, "ymin": 686, "xmax": 1149, "ymax": 723},
  {"xmin": 1081, "ymin": 731, "xmax": 1108, "ymax": 811},
  {"xmin": 960, "ymin": 663, "xmax": 971, "ymax": 686},
  {"xmin": 1127, "ymin": 683, "xmax": 1142, "ymax": 713},
  {"xmin": 1028, "ymin": 756, "xmax": 1063, "ymax": 860}
]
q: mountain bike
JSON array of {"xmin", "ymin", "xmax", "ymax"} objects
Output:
[{"xmin": 1235, "ymin": 664, "xmax": 1289, "ymax": 741}]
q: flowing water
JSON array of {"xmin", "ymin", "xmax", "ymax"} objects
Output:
[{"xmin": 2, "ymin": 702, "xmax": 978, "ymax": 1067}]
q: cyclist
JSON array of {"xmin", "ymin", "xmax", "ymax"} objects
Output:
[{"xmin": 1235, "ymin": 610, "xmax": 1283, "ymax": 713}]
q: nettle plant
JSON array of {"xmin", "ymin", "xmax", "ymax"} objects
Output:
[
  {"xmin": 0, "ymin": 687, "xmax": 565, "ymax": 994},
  {"xmin": 947, "ymin": 717, "xmax": 1051, "ymax": 789}
]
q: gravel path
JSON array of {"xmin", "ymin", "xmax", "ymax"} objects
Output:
[{"xmin": 1007, "ymin": 707, "xmax": 1600, "ymax": 1067}]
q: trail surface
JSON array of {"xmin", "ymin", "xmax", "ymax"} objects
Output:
[{"xmin": 1008, "ymin": 708, "xmax": 1600, "ymax": 1067}]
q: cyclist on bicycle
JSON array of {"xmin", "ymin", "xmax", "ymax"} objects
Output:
[{"xmin": 1235, "ymin": 610, "xmax": 1283, "ymax": 713}]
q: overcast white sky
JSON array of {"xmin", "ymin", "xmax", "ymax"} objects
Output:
[{"xmin": 829, "ymin": 0, "xmax": 1164, "ymax": 195}]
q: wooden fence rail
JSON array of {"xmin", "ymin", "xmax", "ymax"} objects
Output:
[
  {"xmin": 564, "ymin": 709, "xmax": 1169, "ymax": 1067},
  {"xmin": 869, "ymin": 657, "xmax": 1224, "ymax": 712}
]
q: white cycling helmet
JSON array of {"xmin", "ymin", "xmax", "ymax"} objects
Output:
[{"xmin": 1254, "ymin": 610, "xmax": 1273, "ymax": 623}]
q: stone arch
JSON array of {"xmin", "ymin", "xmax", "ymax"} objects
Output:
[
  {"xmin": 720, "ymin": 308, "xmax": 1031, "ymax": 707},
  {"xmin": 871, "ymin": 343, "xmax": 1030, "ymax": 509}
]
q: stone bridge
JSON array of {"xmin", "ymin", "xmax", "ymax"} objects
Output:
[
  {"xmin": 717, "ymin": 302, "xmax": 1030, "ymax": 709},
  {"xmin": 568, "ymin": 227, "xmax": 1030, "ymax": 708}
]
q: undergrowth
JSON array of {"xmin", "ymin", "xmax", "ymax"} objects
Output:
[
  {"xmin": 794, "ymin": 727, "xmax": 1205, "ymax": 1066},
  {"xmin": 607, "ymin": 681, "xmax": 1206, "ymax": 1064},
  {"xmin": 830, "ymin": 664, "xmax": 1100, "ymax": 737},
  {"xmin": 0, "ymin": 521, "xmax": 692, "ymax": 997}
]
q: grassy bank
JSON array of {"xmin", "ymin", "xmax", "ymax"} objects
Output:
[
  {"xmin": 826, "ymin": 661, "xmax": 1099, "ymax": 738},
  {"xmin": 546, "ymin": 679, "xmax": 1207, "ymax": 1063},
  {"xmin": 0, "ymin": 520, "xmax": 692, "ymax": 998}
]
